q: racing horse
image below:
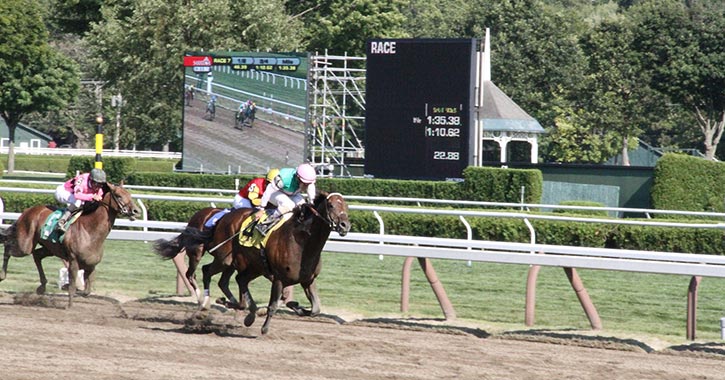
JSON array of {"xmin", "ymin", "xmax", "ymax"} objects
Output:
[
  {"xmin": 0, "ymin": 183, "xmax": 140, "ymax": 307},
  {"xmin": 205, "ymin": 96, "xmax": 216, "ymax": 121},
  {"xmin": 206, "ymin": 192, "xmax": 350, "ymax": 334},
  {"xmin": 153, "ymin": 206, "xmax": 238, "ymax": 305}
]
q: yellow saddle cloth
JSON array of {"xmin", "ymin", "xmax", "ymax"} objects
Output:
[{"xmin": 238, "ymin": 212, "xmax": 292, "ymax": 249}]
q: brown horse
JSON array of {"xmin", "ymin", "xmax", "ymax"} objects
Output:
[
  {"xmin": 153, "ymin": 206, "xmax": 239, "ymax": 305},
  {"xmin": 0, "ymin": 183, "xmax": 140, "ymax": 307},
  {"xmin": 225, "ymin": 191, "xmax": 350, "ymax": 334}
]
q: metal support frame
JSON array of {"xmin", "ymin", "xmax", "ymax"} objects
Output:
[{"xmin": 307, "ymin": 51, "xmax": 366, "ymax": 177}]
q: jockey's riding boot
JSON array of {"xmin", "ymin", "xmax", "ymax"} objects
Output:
[
  {"xmin": 255, "ymin": 213, "xmax": 280, "ymax": 236},
  {"xmin": 56, "ymin": 209, "xmax": 72, "ymax": 232}
]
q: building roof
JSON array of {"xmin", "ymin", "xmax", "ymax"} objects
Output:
[
  {"xmin": 476, "ymin": 80, "xmax": 545, "ymax": 134},
  {"xmin": 0, "ymin": 118, "xmax": 53, "ymax": 141}
]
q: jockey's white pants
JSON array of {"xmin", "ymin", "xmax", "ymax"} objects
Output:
[{"xmin": 55, "ymin": 185, "xmax": 82, "ymax": 208}]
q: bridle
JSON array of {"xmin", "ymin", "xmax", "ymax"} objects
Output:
[
  {"xmin": 305, "ymin": 192, "xmax": 347, "ymax": 232},
  {"xmin": 105, "ymin": 185, "xmax": 134, "ymax": 217}
]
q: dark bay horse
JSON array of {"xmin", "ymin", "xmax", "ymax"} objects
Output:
[
  {"xmin": 153, "ymin": 206, "xmax": 236, "ymax": 305},
  {"xmin": 0, "ymin": 183, "xmax": 140, "ymax": 307},
  {"xmin": 232, "ymin": 192, "xmax": 350, "ymax": 334},
  {"xmin": 166, "ymin": 206, "xmax": 257, "ymax": 310}
]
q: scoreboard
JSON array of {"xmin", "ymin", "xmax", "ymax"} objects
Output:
[
  {"xmin": 183, "ymin": 54, "xmax": 301, "ymax": 72},
  {"xmin": 364, "ymin": 39, "xmax": 476, "ymax": 180}
]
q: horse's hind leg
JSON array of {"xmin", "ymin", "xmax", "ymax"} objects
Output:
[
  {"xmin": 261, "ymin": 279, "xmax": 284, "ymax": 335},
  {"xmin": 200, "ymin": 259, "xmax": 226, "ymax": 310},
  {"xmin": 0, "ymin": 244, "xmax": 11, "ymax": 281},
  {"xmin": 32, "ymin": 247, "xmax": 53, "ymax": 295},
  {"xmin": 216, "ymin": 266, "xmax": 242, "ymax": 309}
]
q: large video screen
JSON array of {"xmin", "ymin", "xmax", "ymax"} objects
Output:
[
  {"xmin": 365, "ymin": 39, "xmax": 476, "ymax": 180},
  {"xmin": 181, "ymin": 52, "xmax": 309, "ymax": 174}
]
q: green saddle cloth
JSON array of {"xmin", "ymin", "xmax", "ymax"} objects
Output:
[{"xmin": 40, "ymin": 209, "xmax": 81, "ymax": 243}]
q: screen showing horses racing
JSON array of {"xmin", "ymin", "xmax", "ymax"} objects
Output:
[{"xmin": 181, "ymin": 51, "xmax": 308, "ymax": 174}]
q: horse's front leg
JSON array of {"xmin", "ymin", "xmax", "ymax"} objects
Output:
[
  {"xmin": 261, "ymin": 279, "xmax": 284, "ymax": 335},
  {"xmin": 236, "ymin": 271, "xmax": 258, "ymax": 327},
  {"xmin": 31, "ymin": 247, "xmax": 52, "ymax": 295}
]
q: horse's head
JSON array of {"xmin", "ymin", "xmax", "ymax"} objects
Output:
[
  {"xmin": 318, "ymin": 192, "xmax": 351, "ymax": 237},
  {"xmin": 104, "ymin": 183, "xmax": 141, "ymax": 220}
]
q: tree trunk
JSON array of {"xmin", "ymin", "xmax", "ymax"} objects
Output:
[
  {"xmin": 7, "ymin": 124, "xmax": 16, "ymax": 173},
  {"xmin": 621, "ymin": 135, "xmax": 630, "ymax": 166},
  {"xmin": 696, "ymin": 107, "xmax": 724, "ymax": 161}
]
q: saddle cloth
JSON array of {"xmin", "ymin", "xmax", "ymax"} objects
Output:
[
  {"xmin": 40, "ymin": 209, "xmax": 81, "ymax": 243},
  {"xmin": 204, "ymin": 209, "xmax": 231, "ymax": 229},
  {"xmin": 238, "ymin": 212, "xmax": 292, "ymax": 249}
]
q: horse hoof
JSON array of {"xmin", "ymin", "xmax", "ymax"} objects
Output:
[
  {"xmin": 261, "ymin": 325, "xmax": 269, "ymax": 335},
  {"xmin": 243, "ymin": 312, "xmax": 256, "ymax": 327},
  {"xmin": 36, "ymin": 285, "xmax": 46, "ymax": 295}
]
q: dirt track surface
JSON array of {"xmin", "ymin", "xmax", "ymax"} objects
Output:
[
  {"xmin": 1, "ymin": 292, "xmax": 724, "ymax": 380},
  {"xmin": 182, "ymin": 99, "xmax": 304, "ymax": 173}
]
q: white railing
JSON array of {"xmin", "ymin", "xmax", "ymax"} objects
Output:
[
  {"xmin": 2, "ymin": 185, "xmax": 725, "ymax": 340},
  {"xmin": 0, "ymin": 147, "xmax": 180, "ymax": 159}
]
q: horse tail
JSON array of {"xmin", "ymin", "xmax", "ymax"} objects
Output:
[
  {"xmin": 152, "ymin": 235, "xmax": 183, "ymax": 260},
  {"xmin": 0, "ymin": 224, "xmax": 16, "ymax": 244},
  {"xmin": 152, "ymin": 226, "xmax": 212, "ymax": 260}
]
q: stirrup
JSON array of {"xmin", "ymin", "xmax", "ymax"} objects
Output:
[{"xmin": 57, "ymin": 220, "xmax": 68, "ymax": 233}]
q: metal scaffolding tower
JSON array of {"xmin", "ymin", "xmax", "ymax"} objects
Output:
[{"xmin": 307, "ymin": 52, "xmax": 366, "ymax": 177}]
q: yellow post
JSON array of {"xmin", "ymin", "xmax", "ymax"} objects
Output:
[{"xmin": 95, "ymin": 115, "xmax": 104, "ymax": 169}]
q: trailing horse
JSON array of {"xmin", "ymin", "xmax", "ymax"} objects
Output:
[
  {"xmin": 0, "ymin": 183, "xmax": 140, "ymax": 307},
  {"xmin": 152, "ymin": 207, "xmax": 234, "ymax": 305}
]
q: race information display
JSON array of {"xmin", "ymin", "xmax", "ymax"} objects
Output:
[{"xmin": 364, "ymin": 39, "xmax": 476, "ymax": 180}]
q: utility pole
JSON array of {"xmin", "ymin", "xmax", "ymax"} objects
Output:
[{"xmin": 111, "ymin": 94, "xmax": 123, "ymax": 152}]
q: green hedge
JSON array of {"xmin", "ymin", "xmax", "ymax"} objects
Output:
[
  {"xmin": 651, "ymin": 153, "xmax": 725, "ymax": 214},
  {"xmin": 1, "ymin": 154, "xmax": 177, "ymax": 177}
]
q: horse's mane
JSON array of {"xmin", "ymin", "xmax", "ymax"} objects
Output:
[{"xmin": 292, "ymin": 191, "xmax": 330, "ymax": 220}]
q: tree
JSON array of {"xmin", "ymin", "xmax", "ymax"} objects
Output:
[
  {"xmin": 463, "ymin": 0, "xmax": 589, "ymax": 150},
  {"xmin": 85, "ymin": 0, "xmax": 302, "ymax": 150},
  {"xmin": 286, "ymin": 0, "xmax": 409, "ymax": 56},
  {"xmin": 402, "ymin": 0, "xmax": 472, "ymax": 38},
  {"xmin": 0, "ymin": 0, "xmax": 80, "ymax": 173},
  {"xmin": 546, "ymin": 104, "xmax": 620, "ymax": 163},
  {"xmin": 629, "ymin": 0, "xmax": 725, "ymax": 160},
  {"xmin": 579, "ymin": 16, "xmax": 661, "ymax": 165}
]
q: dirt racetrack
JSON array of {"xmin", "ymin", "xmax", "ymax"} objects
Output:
[{"xmin": 1, "ymin": 292, "xmax": 723, "ymax": 380}]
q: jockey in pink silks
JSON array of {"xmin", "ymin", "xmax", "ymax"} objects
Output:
[{"xmin": 54, "ymin": 168, "xmax": 107, "ymax": 232}]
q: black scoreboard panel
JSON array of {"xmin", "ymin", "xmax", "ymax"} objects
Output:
[{"xmin": 364, "ymin": 39, "xmax": 476, "ymax": 180}]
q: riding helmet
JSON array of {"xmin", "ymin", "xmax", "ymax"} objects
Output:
[
  {"xmin": 296, "ymin": 163, "xmax": 317, "ymax": 184},
  {"xmin": 90, "ymin": 168, "xmax": 107, "ymax": 184},
  {"xmin": 266, "ymin": 168, "xmax": 280, "ymax": 183}
]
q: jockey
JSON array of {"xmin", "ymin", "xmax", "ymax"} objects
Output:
[
  {"xmin": 254, "ymin": 163, "xmax": 317, "ymax": 235},
  {"xmin": 54, "ymin": 168, "xmax": 107, "ymax": 232},
  {"xmin": 237, "ymin": 101, "xmax": 248, "ymax": 120},
  {"xmin": 233, "ymin": 168, "xmax": 279, "ymax": 209}
]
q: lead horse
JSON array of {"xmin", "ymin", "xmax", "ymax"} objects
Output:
[
  {"xmin": 0, "ymin": 183, "xmax": 140, "ymax": 307},
  {"xmin": 233, "ymin": 191, "xmax": 350, "ymax": 334}
]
